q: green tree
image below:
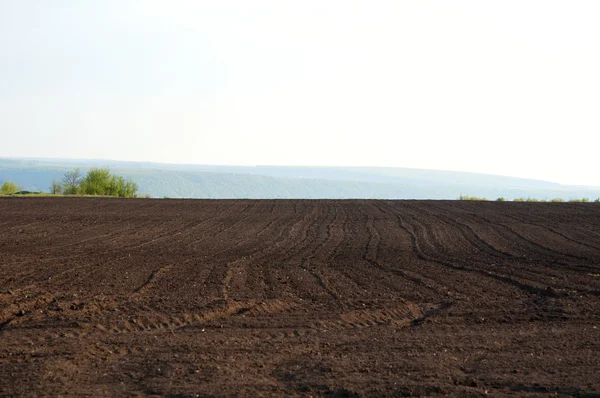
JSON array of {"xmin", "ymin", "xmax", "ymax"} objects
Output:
[
  {"xmin": 80, "ymin": 168, "xmax": 139, "ymax": 198},
  {"xmin": 118, "ymin": 179, "xmax": 139, "ymax": 198},
  {"xmin": 62, "ymin": 168, "xmax": 83, "ymax": 195},
  {"xmin": 1, "ymin": 181, "xmax": 20, "ymax": 195},
  {"xmin": 50, "ymin": 180, "xmax": 62, "ymax": 195},
  {"xmin": 81, "ymin": 168, "xmax": 111, "ymax": 195}
]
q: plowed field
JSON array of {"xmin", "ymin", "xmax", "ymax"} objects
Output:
[{"xmin": 1, "ymin": 198, "xmax": 599, "ymax": 396}]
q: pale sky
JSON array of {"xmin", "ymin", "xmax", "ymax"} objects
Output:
[{"xmin": 1, "ymin": 1, "xmax": 599, "ymax": 186}]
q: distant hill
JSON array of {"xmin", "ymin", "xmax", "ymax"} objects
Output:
[{"xmin": 1, "ymin": 157, "xmax": 599, "ymax": 200}]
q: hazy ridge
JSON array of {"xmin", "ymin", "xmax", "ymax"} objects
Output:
[{"xmin": 1, "ymin": 158, "xmax": 599, "ymax": 200}]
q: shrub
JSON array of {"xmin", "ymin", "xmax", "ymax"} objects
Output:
[
  {"xmin": 496, "ymin": 197, "xmax": 506, "ymax": 202},
  {"xmin": 1, "ymin": 181, "xmax": 20, "ymax": 195},
  {"xmin": 459, "ymin": 194, "xmax": 488, "ymax": 201},
  {"xmin": 550, "ymin": 198, "xmax": 564, "ymax": 203},
  {"xmin": 568, "ymin": 198, "xmax": 590, "ymax": 203}
]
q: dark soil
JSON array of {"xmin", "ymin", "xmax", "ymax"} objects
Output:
[{"xmin": 1, "ymin": 198, "xmax": 599, "ymax": 396}]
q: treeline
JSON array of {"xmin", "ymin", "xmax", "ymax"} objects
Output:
[
  {"xmin": 459, "ymin": 194, "xmax": 600, "ymax": 203},
  {"xmin": 53, "ymin": 168, "xmax": 139, "ymax": 198},
  {"xmin": 1, "ymin": 168, "xmax": 140, "ymax": 197}
]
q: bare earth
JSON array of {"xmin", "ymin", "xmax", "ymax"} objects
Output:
[{"xmin": 1, "ymin": 198, "xmax": 599, "ymax": 397}]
